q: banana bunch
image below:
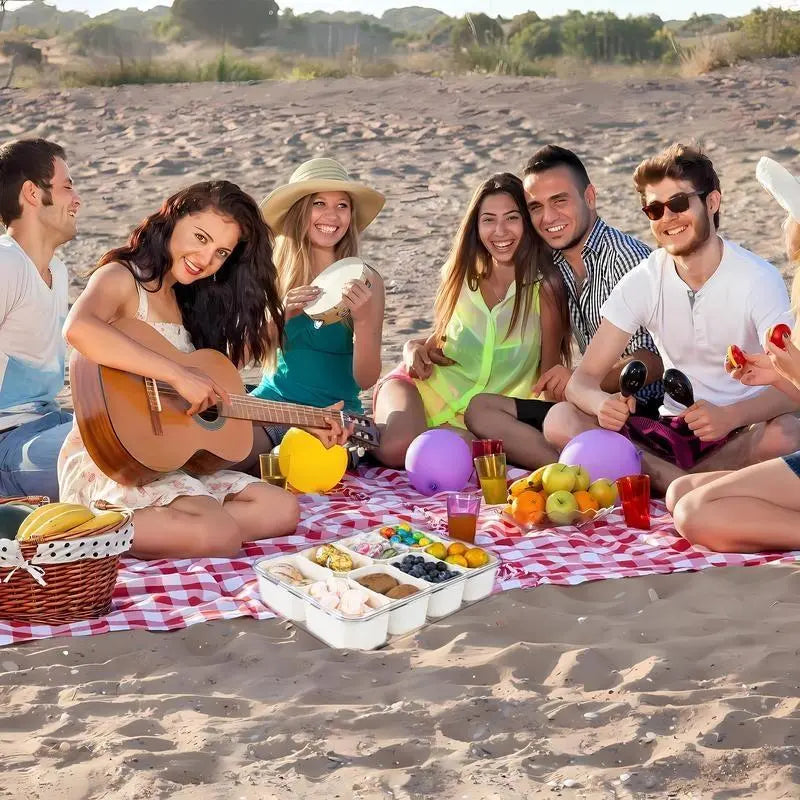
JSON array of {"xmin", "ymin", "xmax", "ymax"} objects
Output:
[{"xmin": 16, "ymin": 503, "xmax": 126, "ymax": 542}]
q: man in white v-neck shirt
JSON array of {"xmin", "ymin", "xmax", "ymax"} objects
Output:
[
  {"xmin": 545, "ymin": 143, "xmax": 800, "ymax": 493},
  {"xmin": 0, "ymin": 139, "xmax": 81, "ymax": 499}
]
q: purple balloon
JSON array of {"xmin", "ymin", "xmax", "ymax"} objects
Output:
[
  {"xmin": 405, "ymin": 429, "xmax": 473, "ymax": 496},
  {"xmin": 559, "ymin": 429, "xmax": 642, "ymax": 483}
]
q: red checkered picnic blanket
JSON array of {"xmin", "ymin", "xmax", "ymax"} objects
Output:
[{"xmin": 1, "ymin": 466, "xmax": 796, "ymax": 646}]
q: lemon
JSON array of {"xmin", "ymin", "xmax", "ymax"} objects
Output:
[
  {"xmin": 425, "ymin": 542, "xmax": 447, "ymax": 560},
  {"xmin": 445, "ymin": 554, "xmax": 468, "ymax": 568},
  {"xmin": 465, "ymin": 548, "xmax": 489, "ymax": 568}
]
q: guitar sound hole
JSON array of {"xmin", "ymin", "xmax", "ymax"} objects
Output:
[{"xmin": 198, "ymin": 405, "xmax": 220, "ymax": 423}]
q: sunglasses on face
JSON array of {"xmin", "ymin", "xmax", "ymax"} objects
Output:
[{"xmin": 641, "ymin": 190, "xmax": 709, "ymax": 221}]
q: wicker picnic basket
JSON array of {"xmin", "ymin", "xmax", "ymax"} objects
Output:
[{"xmin": 0, "ymin": 496, "xmax": 133, "ymax": 624}]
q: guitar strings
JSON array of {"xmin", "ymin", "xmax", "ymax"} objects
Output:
[{"xmin": 147, "ymin": 383, "xmax": 376, "ymax": 433}]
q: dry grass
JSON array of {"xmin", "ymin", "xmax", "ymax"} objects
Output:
[{"xmin": 677, "ymin": 33, "xmax": 740, "ymax": 77}]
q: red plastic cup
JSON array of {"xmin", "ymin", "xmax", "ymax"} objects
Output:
[
  {"xmin": 616, "ymin": 474, "xmax": 651, "ymax": 529},
  {"xmin": 471, "ymin": 438, "xmax": 504, "ymax": 460}
]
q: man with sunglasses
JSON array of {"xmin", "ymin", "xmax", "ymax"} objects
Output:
[
  {"xmin": 544, "ymin": 143, "xmax": 800, "ymax": 493},
  {"xmin": 465, "ymin": 145, "xmax": 662, "ymax": 468}
]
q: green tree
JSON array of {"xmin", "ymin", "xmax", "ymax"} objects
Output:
[
  {"xmin": 509, "ymin": 19, "xmax": 561, "ymax": 59},
  {"xmin": 171, "ymin": 0, "xmax": 279, "ymax": 47},
  {"xmin": 450, "ymin": 12, "xmax": 504, "ymax": 49}
]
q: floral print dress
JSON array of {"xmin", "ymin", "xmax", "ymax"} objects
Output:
[{"xmin": 57, "ymin": 286, "xmax": 261, "ymax": 510}]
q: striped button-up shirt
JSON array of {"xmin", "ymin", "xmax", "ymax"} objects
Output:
[{"xmin": 553, "ymin": 217, "xmax": 663, "ymax": 402}]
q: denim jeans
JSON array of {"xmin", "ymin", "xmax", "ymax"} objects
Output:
[{"xmin": 0, "ymin": 410, "xmax": 73, "ymax": 500}]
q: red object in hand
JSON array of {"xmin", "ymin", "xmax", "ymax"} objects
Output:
[
  {"xmin": 768, "ymin": 323, "xmax": 792, "ymax": 350},
  {"xmin": 726, "ymin": 344, "xmax": 746, "ymax": 369}
]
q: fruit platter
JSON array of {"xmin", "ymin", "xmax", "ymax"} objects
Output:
[
  {"xmin": 500, "ymin": 462, "xmax": 618, "ymax": 533},
  {"xmin": 254, "ymin": 525, "xmax": 500, "ymax": 650}
]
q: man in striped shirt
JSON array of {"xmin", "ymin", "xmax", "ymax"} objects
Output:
[{"xmin": 465, "ymin": 145, "xmax": 663, "ymax": 468}]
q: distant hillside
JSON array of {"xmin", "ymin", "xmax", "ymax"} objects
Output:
[
  {"xmin": 381, "ymin": 7, "xmax": 446, "ymax": 33},
  {"xmin": 3, "ymin": 0, "xmax": 88, "ymax": 35},
  {"xmin": 92, "ymin": 6, "xmax": 171, "ymax": 33}
]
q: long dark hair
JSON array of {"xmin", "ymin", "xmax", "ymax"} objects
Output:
[
  {"xmin": 433, "ymin": 173, "xmax": 571, "ymax": 365},
  {"xmin": 98, "ymin": 181, "xmax": 284, "ymax": 367}
]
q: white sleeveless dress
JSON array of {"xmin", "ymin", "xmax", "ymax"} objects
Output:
[{"xmin": 57, "ymin": 287, "xmax": 262, "ymax": 510}]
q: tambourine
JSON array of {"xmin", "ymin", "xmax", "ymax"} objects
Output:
[{"xmin": 303, "ymin": 257, "xmax": 372, "ymax": 327}]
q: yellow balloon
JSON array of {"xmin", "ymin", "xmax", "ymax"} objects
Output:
[{"xmin": 278, "ymin": 428, "xmax": 348, "ymax": 494}]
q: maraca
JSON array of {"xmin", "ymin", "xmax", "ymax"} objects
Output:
[
  {"xmin": 726, "ymin": 344, "xmax": 746, "ymax": 370},
  {"xmin": 767, "ymin": 323, "xmax": 792, "ymax": 351},
  {"xmin": 664, "ymin": 368, "xmax": 694, "ymax": 408},
  {"xmin": 619, "ymin": 360, "xmax": 648, "ymax": 397}
]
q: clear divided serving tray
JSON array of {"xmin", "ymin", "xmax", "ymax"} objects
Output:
[{"xmin": 254, "ymin": 526, "xmax": 501, "ymax": 650}]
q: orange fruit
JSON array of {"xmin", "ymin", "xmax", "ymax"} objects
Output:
[
  {"xmin": 573, "ymin": 490, "xmax": 600, "ymax": 513},
  {"xmin": 465, "ymin": 547, "xmax": 489, "ymax": 568},
  {"xmin": 446, "ymin": 541, "xmax": 467, "ymax": 557},
  {"xmin": 511, "ymin": 489, "xmax": 546, "ymax": 524},
  {"xmin": 445, "ymin": 554, "xmax": 468, "ymax": 568}
]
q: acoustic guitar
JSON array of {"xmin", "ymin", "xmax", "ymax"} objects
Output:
[{"xmin": 71, "ymin": 318, "xmax": 381, "ymax": 487}]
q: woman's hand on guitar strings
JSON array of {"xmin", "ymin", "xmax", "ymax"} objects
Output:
[
  {"xmin": 304, "ymin": 400, "xmax": 354, "ymax": 448},
  {"xmin": 170, "ymin": 365, "xmax": 231, "ymax": 416}
]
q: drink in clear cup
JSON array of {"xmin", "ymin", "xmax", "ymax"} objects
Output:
[
  {"xmin": 472, "ymin": 438, "xmax": 504, "ymax": 460},
  {"xmin": 446, "ymin": 491, "xmax": 481, "ymax": 543},
  {"xmin": 474, "ymin": 452, "xmax": 507, "ymax": 504},
  {"xmin": 616, "ymin": 474, "xmax": 650, "ymax": 529},
  {"xmin": 260, "ymin": 452, "xmax": 289, "ymax": 489}
]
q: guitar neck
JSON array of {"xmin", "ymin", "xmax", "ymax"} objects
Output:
[{"xmin": 220, "ymin": 394, "xmax": 341, "ymax": 429}]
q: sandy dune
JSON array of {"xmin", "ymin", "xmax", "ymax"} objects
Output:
[{"xmin": 1, "ymin": 57, "xmax": 800, "ymax": 798}]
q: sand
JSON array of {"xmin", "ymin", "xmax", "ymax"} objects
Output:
[{"xmin": 2, "ymin": 57, "xmax": 800, "ymax": 798}]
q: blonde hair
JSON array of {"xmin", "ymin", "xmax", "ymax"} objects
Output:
[
  {"xmin": 787, "ymin": 217, "xmax": 800, "ymax": 329},
  {"xmin": 274, "ymin": 193, "xmax": 360, "ymax": 297}
]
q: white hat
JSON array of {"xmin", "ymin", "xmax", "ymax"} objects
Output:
[{"xmin": 756, "ymin": 156, "xmax": 800, "ymax": 222}]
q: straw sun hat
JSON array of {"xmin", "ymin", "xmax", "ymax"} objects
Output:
[
  {"xmin": 757, "ymin": 156, "xmax": 800, "ymax": 223},
  {"xmin": 259, "ymin": 158, "xmax": 385, "ymax": 234}
]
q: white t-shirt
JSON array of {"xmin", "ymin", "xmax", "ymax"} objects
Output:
[
  {"xmin": 601, "ymin": 237, "xmax": 793, "ymax": 416},
  {"xmin": 0, "ymin": 234, "xmax": 68, "ymax": 431}
]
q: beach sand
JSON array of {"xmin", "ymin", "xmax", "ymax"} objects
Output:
[{"xmin": 2, "ymin": 57, "xmax": 800, "ymax": 797}]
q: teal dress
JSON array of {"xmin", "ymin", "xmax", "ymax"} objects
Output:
[{"xmin": 251, "ymin": 314, "xmax": 363, "ymax": 412}]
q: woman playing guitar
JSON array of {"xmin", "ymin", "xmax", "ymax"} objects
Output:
[{"xmin": 58, "ymin": 181, "xmax": 349, "ymax": 560}]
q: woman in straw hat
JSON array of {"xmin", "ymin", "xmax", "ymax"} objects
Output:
[
  {"xmin": 667, "ymin": 156, "xmax": 800, "ymax": 552},
  {"xmin": 372, "ymin": 172, "xmax": 571, "ymax": 468},
  {"xmin": 251, "ymin": 157, "xmax": 386, "ymax": 446}
]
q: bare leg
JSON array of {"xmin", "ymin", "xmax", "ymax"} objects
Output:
[
  {"xmin": 665, "ymin": 471, "xmax": 732, "ymax": 512},
  {"xmin": 230, "ymin": 423, "xmax": 272, "ymax": 477},
  {"xmin": 464, "ymin": 393, "xmax": 557, "ymax": 469},
  {"xmin": 672, "ymin": 457, "xmax": 800, "ymax": 552},
  {"xmin": 688, "ymin": 414, "xmax": 800, "ymax": 473},
  {"xmin": 131, "ymin": 495, "xmax": 243, "ymax": 560},
  {"xmin": 223, "ymin": 481, "xmax": 299, "ymax": 541},
  {"xmin": 373, "ymin": 378, "xmax": 428, "ymax": 468},
  {"xmin": 543, "ymin": 402, "xmax": 684, "ymax": 495}
]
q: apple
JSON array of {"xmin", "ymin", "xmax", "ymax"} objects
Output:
[
  {"xmin": 768, "ymin": 323, "xmax": 792, "ymax": 350},
  {"xmin": 545, "ymin": 490, "xmax": 579, "ymax": 526},
  {"xmin": 542, "ymin": 463, "xmax": 577, "ymax": 494},
  {"xmin": 528, "ymin": 464, "xmax": 549, "ymax": 491},
  {"xmin": 566, "ymin": 465, "xmax": 590, "ymax": 492},
  {"xmin": 588, "ymin": 478, "xmax": 618, "ymax": 509},
  {"xmin": 726, "ymin": 344, "xmax": 745, "ymax": 370}
]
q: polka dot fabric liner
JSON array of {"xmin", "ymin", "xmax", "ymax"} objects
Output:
[
  {"xmin": 0, "ymin": 523, "xmax": 134, "ymax": 568},
  {"xmin": 1, "ymin": 467, "xmax": 798, "ymax": 646}
]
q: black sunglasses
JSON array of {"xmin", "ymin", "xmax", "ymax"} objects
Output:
[{"xmin": 641, "ymin": 190, "xmax": 709, "ymax": 221}]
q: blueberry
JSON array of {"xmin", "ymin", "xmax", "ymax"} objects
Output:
[{"xmin": 436, "ymin": 562, "xmax": 447, "ymax": 572}]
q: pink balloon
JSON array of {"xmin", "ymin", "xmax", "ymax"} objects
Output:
[
  {"xmin": 405, "ymin": 429, "xmax": 473, "ymax": 496},
  {"xmin": 559, "ymin": 429, "xmax": 642, "ymax": 483}
]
